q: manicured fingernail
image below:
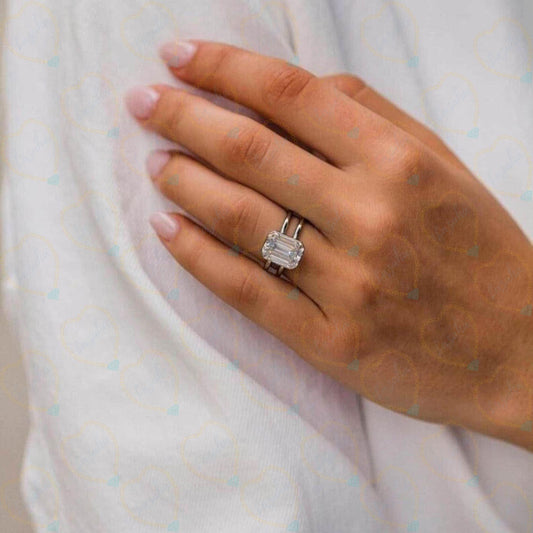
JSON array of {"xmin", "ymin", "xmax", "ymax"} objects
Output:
[
  {"xmin": 124, "ymin": 86, "xmax": 160, "ymax": 119},
  {"xmin": 158, "ymin": 40, "xmax": 198, "ymax": 68},
  {"xmin": 149, "ymin": 212, "xmax": 180, "ymax": 241},
  {"xmin": 146, "ymin": 150, "xmax": 170, "ymax": 180}
]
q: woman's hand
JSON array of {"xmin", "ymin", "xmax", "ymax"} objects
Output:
[{"xmin": 125, "ymin": 40, "xmax": 533, "ymax": 451}]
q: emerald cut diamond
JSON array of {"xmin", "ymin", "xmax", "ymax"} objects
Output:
[{"xmin": 261, "ymin": 231, "xmax": 304, "ymax": 269}]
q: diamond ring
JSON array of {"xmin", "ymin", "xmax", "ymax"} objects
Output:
[{"xmin": 262, "ymin": 210, "xmax": 305, "ymax": 277}]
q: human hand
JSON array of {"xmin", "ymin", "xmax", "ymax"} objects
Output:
[{"xmin": 125, "ymin": 40, "xmax": 533, "ymax": 451}]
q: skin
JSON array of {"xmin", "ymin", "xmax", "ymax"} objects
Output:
[{"xmin": 127, "ymin": 40, "xmax": 533, "ymax": 452}]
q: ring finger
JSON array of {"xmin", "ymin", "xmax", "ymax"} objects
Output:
[{"xmin": 147, "ymin": 148, "xmax": 339, "ymax": 304}]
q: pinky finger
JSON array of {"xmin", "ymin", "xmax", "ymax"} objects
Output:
[{"xmin": 149, "ymin": 211, "xmax": 327, "ymax": 349}]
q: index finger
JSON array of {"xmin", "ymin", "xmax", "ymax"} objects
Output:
[{"xmin": 158, "ymin": 39, "xmax": 392, "ymax": 169}]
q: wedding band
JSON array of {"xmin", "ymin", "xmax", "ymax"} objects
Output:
[{"xmin": 262, "ymin": 210, "xmax": 306, "ymax": 277}]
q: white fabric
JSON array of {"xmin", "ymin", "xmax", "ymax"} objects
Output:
[{"xmin": 1, "ymin": 0, "xmax": 532, "ymax": 531}]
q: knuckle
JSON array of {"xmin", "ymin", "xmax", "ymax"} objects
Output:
[
  {"xmin": 161, "ymin": 90, "xmax": 188, "ymax": 135},
  {"xmin": 379, "ymin": 136, "xmax": 422, "ymax": 178},
  {"xmin": 262, "ymin": 62, "xmax": 315, "ymax": 107},
  {"xmin": 395, "ymin": 141, "xmax": 422, "ymax": 176},
  {"xmin": 184, "ymin": 238, "xmax": 208, "ymax": 273},
  {"xmin": 208, "ymin": 45, "xmax": 235, "ymax": 87},
  {"xmin": 235, "ymin": 268, "xmax": 262, "ymax": 307},
  {"xmin": 220, "ymin": 193, "xmax": 259, "ymax": 238},
  {"xmin": 223, "ymin": 125, "xmax": 272, "ymax": 170},
  {"xmin": 363, "ymin": 200, "xmax": 400, "ymax": 236},
  {"xmin": 366, "ymin": 123, "xmax": 423, "ymax": 181}
]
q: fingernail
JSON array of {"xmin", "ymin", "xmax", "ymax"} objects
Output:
[
  {"xmin": 158, "ymin": 40, "xmax": 198, "ymax": 68},
  {"xmin": 146, "ymin": 150, "xmax": 170, "ymax": 180},
  {"xmin": 124, "ymin": 86, "xmax": 160, "ymax": 119},
  {"xmin": 149, "ymin": 212, "xmax": 180, "ymax": 241}
]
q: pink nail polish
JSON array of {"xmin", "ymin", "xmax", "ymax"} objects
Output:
[
  {"xmin": 158, "ymin": 40, "xmax": 198, "ymax": 68},
  {"xmin": 149, "ymin": 212, "xmax": 180, "ymax": 241},
  {"xmin": 124, "ymin": 86, "xmax": 160, "ymax": 119},
  {"xmin": 146, "ymin": 150, "xmax": 170, "ymax": 179}
]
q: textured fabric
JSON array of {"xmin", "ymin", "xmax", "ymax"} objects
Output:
[{"xmin": 1, "ymin": 0, "xmax": 532, "ymax": 531}]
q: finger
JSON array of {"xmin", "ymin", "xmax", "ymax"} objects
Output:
[
  {"xmin": 125, "ymin": 83, "xmax": 350, "ymax": 240},
  {"xmin": 147, "ymin": 149, "xmax": 337, "ymax": 304},
  {"xmin": 148, "ymin": 210, "xmax": 327, "ymax": 351},
  {"xmin": 320, "ymin": 74, "xmax": 467, "ymax": 170},
  {"xmin": 158, "ymin": 39, "xmax": 394, "ymax": 168}
]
